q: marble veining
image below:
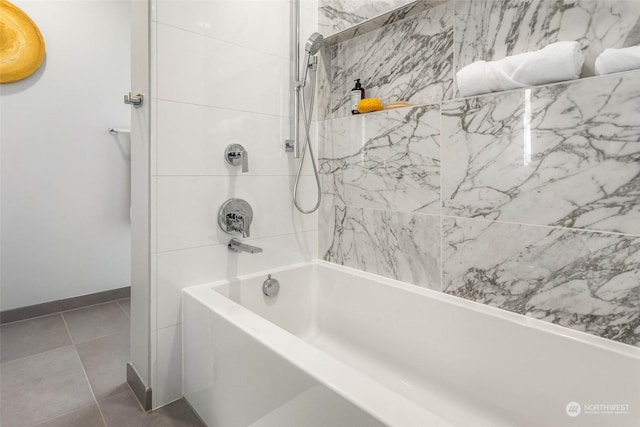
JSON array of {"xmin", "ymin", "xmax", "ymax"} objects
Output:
[
  {"xmin": 319, "ymin": 0, "xmax": 418, "ymax": 36},
  {"xmin": 454, "ymin": 0, "xmax": 640, "ymax": 85},
  {"xmin": 443, "ymin": 216, "xmax": 640, "ymax": 346},
  {"xmin": 324, "ymin": 206, "xmax": 441, "ymax": 289},
  {"xmin": 319, "ymin": 2, "xmax": 453, "ymax": 119},
  {"xmin": 319, "ymin": 106, "xmax": 441, "ymax": 214},
  {"xmin": 317, "ymin": 0, "xmax": 640, "ymax": 348},
  {"xmin": 442, "ymin": 71, "xmax": 640, "ymax": 235},
  {"xmin": 322, "ymin": 0, "xmax": 449, "ymax": 45}
]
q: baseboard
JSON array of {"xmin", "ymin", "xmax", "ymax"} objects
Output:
[
  {"xmin": 127, "ymin": 362, "xmax": 153, "ymax": 411},
  {"xmin": 0, "ymin": 286, "xmax": 131, "ymax": 324}
]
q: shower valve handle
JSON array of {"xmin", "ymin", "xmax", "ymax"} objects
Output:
[
  {"xmin": 218, "ymin": 199, "xmax": 254, "ymax": 238},
  {"xmin": 225, "ymin": 144, "xmax": 249, "ymax": 173}
]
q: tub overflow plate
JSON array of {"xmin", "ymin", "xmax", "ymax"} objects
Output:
[{"xmin": 262, "ymin": 274, "xmax": 280, "ymax": 297}]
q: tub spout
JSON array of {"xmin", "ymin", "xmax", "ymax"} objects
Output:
[{"xmin": 228, "ymin": 238, "xmax": 263, "ymax": 254}]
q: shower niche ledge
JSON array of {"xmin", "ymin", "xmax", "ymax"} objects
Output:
[{"xmin": 323, "ymin": 0, "xmax": 449, "ymax": 46}]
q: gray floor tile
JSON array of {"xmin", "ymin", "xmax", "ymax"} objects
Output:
[
  {"xmin": 151, "ymin": 399, "xmax": 206, "ymax": 427},
  {"xmin": 33, "ymin": 404, "xmax": 105, "ymax": 427},
  {"xmin": 0, "ymin": 314, "xmax": 71, "ymax": 363},
  {"xmin": 118, "ymin": 298, "xmax": 131, "ymax": 317},
  {"xmin": 76, "ymin": 331, "xmax": 130, "ymax": 398},
  {"xmin": 0, "ymin": 346, "xmax": 95, "ymax": 427},
  {"xmin": 63, "ymin": 302, "xmax": 129, "ymax": 343},
  {"xmin": 99, "ymin": 390, "xmax": 205, "ymax": 427},
  {"xmin": 98, "ymin": 389, "xmax": 151, "ymax": 427}
]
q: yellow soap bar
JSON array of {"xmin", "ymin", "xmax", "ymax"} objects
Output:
[{"xmin": 357, "ymin": 98, "xmax": 383, "ymax": 113}]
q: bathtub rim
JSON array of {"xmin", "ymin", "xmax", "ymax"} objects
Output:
[
  {"xmin": 186, "ymin": 260, "xmax": 640, "ymax": 360},
  {"xmin": 183, "ymin": 260, "xmax": 640, "ymax": 426},
  {"xmin": 182, "ymin": 261, "xmax": 454, "ymax": 427}
]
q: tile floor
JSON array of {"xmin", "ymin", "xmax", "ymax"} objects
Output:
[{"xmin": 0, "ymin": 299, "xmax": 205, "ymax": 427}]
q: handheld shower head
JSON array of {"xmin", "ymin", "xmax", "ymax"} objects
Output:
[
  {"xmin": 299, "ymin": 32, "xmax": 324, "ymax": 88},
  {"xmin": 305, "ymin": 32, "xmax": 324, "ymax": 55}
]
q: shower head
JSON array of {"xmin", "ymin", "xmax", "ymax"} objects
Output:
[{"xmin": 305, "ymin": 32, "xmax": 324, "ymax": 55}]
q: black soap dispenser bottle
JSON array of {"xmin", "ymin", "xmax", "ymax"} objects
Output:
[{"xmin": 351, "ymin": 79, "xmax": 365, "ymax": 115}]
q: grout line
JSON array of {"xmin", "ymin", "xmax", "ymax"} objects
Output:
[
  {"xmin": 154, "ymin": 98, "xmax": 293, "ymax": 120},
  {"xmin": 60, "ymin": 313, "xmax": 76, "ymax": 347},
  {"xmin": 154, "ymin": 323, "xmax": 183, "ymax": 333},
  {"xmin": 0, "ymin": 343, "xmax": 75, "ymax": 367},
  {"xmin": 153, "ymin": 174, "xmax": 317, "ymax": 178},
  {"xmin": 331, "ymin": 202, "xmax": 442, "ymax": 219},
  {"xmin": 439, "ymin": 101, "xmax": 444, "ymax": 293},
  {"xmin": 155, "ymin": 21, "xmax": 291, "ymax": 61},
  {"xmin": 154, "ymin": 229, "xmax": 319, "ymax": 255},
  {"xmin": 60, "ymin": 315, "xmax": 108, "ymax": 427},
  {"xmin": 0, "ymin": 311, "xmax": 63, "ymax": 327},
  {"xmin": 61, "ymin": 304, "xmax": 130, "ymax": 346},
  {"xmin": 154, "ymin": 174, "xmax": 158, "ymax": 256},
  {"xmin": 60, "ymin": 300, "xmax": 124, "ymax": 316},
  {"xmin": 153, "ymin": 254, "xmax": 159, "ymax": 358},
  {"xmin": 331, "ymin": 201, "xmax": 640, "ymax": 240},
  {"xmin": 116, "ymin": 300, "xmax": 130, "ymax": 319},
  {"xmin": 27, "ymin": 403, "xmax": 101, "ymax": 427},
  {"xmin": 440, "ymin": 214, "xmax": 640, "ymax": 238},
  {"xmin": 1, "ymin": 295, "xmax": 130, "ymax": 326}
]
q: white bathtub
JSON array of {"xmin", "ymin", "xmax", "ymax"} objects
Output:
[{"xmin": 183, "ymin": 261, "xmax": 640, "ymax": 427}]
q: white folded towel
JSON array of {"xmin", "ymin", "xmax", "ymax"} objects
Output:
[
  {"xmin": 595, "ymin": 46, "xmax": 640, "ymax": 75},
  {"xmin": 456, "ymin": 41, "xmax": 584, "ymax": 97}
]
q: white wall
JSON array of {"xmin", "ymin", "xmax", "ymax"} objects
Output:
[
  {"xmin": 0, "ymin": 1, "xmax": 132, "ymax": 310},
  {"xmin": 130, "ymin": 0, "xmax": 152, "ymax": 391},
  {"xmin": 150, "ymin": 0, "xmax": 319, "ymax": 407}
]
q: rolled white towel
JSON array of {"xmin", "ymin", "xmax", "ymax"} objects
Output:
[
  {"xmin": 456, "ymin": 41, "xmax": 584, "ymax": 97},
  {"xmin": 595, "ymin": 46, "xmax": 640, "ymax": 75}
]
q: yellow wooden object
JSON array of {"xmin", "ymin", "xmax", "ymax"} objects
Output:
[
  {"xmin": 0, "ymin": 0, "xmax": 45, "ymax": 83},
  {"xmin": 385, "ymin": 101, "xmax": 412, "ymax": 110},
  {"xmin": 357, "ymin": 98, "xmax": 383, "ymax": 114}
]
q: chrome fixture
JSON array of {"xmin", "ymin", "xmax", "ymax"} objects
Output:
[
  {"xmin": 108, "ymin": 128, "xmax": 131, "ymax": 135},
  {"xmin": 224, "ymin": 144, "xmax": 249, "ymax": 173},
  {"xmin": 218, "ymin": 198, "xmax": 254, "ymax": 238},
  {"xmin": 262, "ymin": 274, "xmax": 280, "ymax": 297},
  {"xmin": 284, "ymin": 139, "xmax": 295, "ymax": 152},
  {"xmin": 289, "ymin": 30, "xmax": 324, "ymax": 214},
  {"xmin": 228, "ymin": 238, "xmax": 263, "ymax": 254},
  {"xmin": 301, "ymin": 33, "xmax": 323, "ymax": 84},
  {"xmin": 305, "ymin": 32, "xmax": 324, "ymax": 55},
  {"xmin": 124, "ymin": 92, "xmax": 143, "ymax": 108}
]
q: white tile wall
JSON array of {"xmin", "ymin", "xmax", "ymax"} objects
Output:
[
  {"xmin": 155, "ymin": 175, "xmax": 317, "ymax": 252},
  {"xmin": 150, "ymin": 254, "xmax": 158, "ymax": 332},
  {"xmin": 156, "ymin": 325, "xmax": 183, "ymax": 406},
  {"xmin": 157, "ymin": 24, "xmax": 290, "ymax": 116},
  {"xmin": 156, "ymin": 100, "xmax": 314, "ymax": 176},
  {"xmin": 156, "ymin": 231, "xmax": 317, "ymax": 329},
  {"xmin": 150, "ymin": 0, "xmax": 320, "ymax": 408},
  {"xmin": 156, "ymin": 0, "xmax": 291, "ymax": 59}
]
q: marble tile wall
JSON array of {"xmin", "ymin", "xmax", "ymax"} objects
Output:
[
  {"xmin": 317, "ymin": 1, "xmax": 454, "ymax": 119},
  {"xmin": 319, "ymin": 0, "xmax": 640, "ymax": 102},
  {"xmin": 454, "ymin": 0, "xmax": 640, "ymax": 78},
  {"xmin": 443, "ymin": 216, "xmax": 640, "ymax": 346},
  {"xmin": 319, "ymin": 0, "xmax": 418, "ymax": 35},
  {"xmin": 442, "ymin": 74, "xmax": 640, "ymax": 234},
  {"xmin": 318, "ymin": 0, "xmax": 640, "ymax": 347}
]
